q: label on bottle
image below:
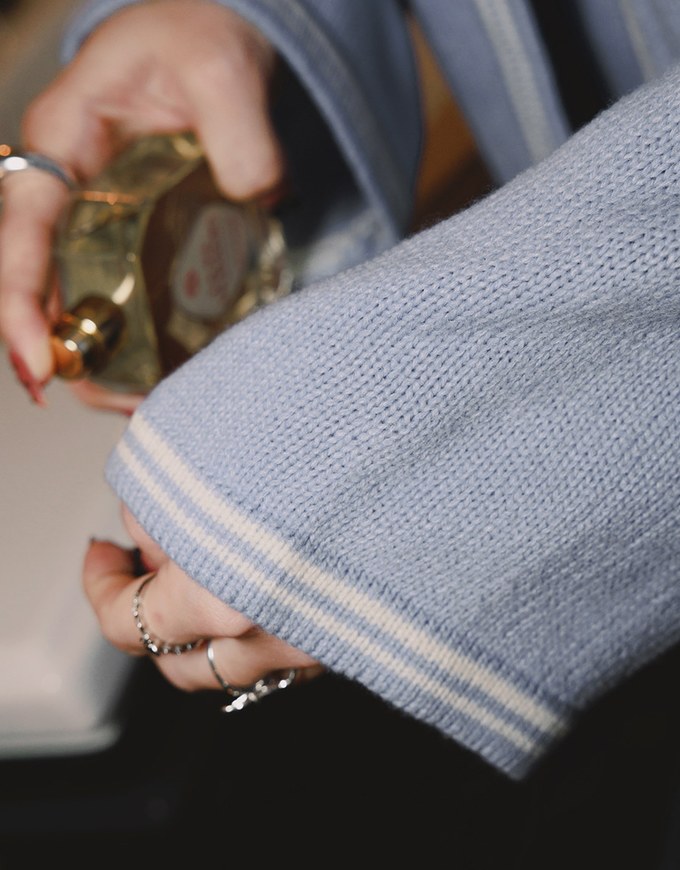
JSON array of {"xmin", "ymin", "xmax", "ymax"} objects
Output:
[{"xmin": 170, "ymin": 203, "xmax": 251, "ymax": 320}]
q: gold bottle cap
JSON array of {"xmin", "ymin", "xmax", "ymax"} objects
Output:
[{"xmin": 51, "ymin": 295, "xmax": 126, "ymax": 380}]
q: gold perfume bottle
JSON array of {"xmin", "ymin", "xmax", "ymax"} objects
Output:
[{"xmin": 51, "ymin": 132, "xmax": 291, "ymax": 392}]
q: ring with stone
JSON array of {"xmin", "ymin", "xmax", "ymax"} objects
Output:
[{"xmin": 206, "ymin": 638, "xmax": 297, "ymax": 713}]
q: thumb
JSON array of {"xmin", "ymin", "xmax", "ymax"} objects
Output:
[
  {"xmin": 193, "ymin": 88, "xmax": 286, "ymax": 201},
  {"xmin": 181, "ymin": 56, "xmax": 286, "ymax": 202}
]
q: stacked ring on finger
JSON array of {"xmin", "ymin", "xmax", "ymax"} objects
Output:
[
  {"xmin": 206, "ymin": 639, "xmax": 297, "ymax": 713},
  {"xmin": 132, "ymin": 572, "xmax": 204, "ymax": 656}
]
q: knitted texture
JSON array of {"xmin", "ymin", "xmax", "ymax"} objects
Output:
[{"xmin": 107, "ymin": 62, "xmax": 680, "ymax": 778}]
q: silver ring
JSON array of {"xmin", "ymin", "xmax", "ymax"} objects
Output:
[
  {"xmin": 132, "ymin": 572, "xmax": 204, "ymax": 656},
  {"xmin": 0, "ymin": 147, "xmax": 79, "ymax": 191},
  {"xmin": 206, "ymin": 638, "xmax": 297, "ymax": 713}
]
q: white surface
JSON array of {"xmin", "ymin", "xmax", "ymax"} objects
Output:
[{"xmin": 0, "ymin": 348, "xmax": 134, "ymax": 757}]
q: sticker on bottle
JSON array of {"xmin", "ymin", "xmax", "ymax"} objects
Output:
[{"xmin": 171, "ymin": 203, "xmax": 251, "ymax": 320}]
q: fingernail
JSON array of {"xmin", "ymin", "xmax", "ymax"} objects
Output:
[{"xmin": 8, "ymin": 349, "xmax": 48, "ymax": 407}]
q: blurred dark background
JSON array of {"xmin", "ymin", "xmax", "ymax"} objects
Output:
[{"xmin": 1, "ymin": 641, "xmax": 680, "ymax": 868}]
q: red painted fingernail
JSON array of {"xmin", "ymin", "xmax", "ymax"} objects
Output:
[{"xmin": 8, "ymin": 349, "xmax": 48, "ymax": 407}]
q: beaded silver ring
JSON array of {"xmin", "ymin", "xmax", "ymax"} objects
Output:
[{"xmin": 132, "ymin": 572, "xmax": 204, "ymax": 656}]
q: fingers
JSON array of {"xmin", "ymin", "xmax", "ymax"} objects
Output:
[
  {"xmin": 0, "ymin": 173, "xmax": 71, "ymax": 388},
  {"xmin": 83, "ymin": 537, "xmax": 321, "ymax": 694},
  {"xmin": 0, "ymin": 79, "xmax": 121, "ymax": 393},
  {"xmin": 184, "ymin": 54, "xmax": 285, "ymax": 200},
  {"xmin": 83, "ymin": 539, "xmax": 148, "ymax": 657},
  {"xmin": 160, "ymin": 633, "xmax": 322, "ymax": 693},
  {"xmin": 84, "ymin": 540, "xmax": 251, "ymax": 654},
  {"xmin": 0, "ymin": 0, "xmax": 285, "ymax": 400},
  {"xmin": 67, "ymin": 380, "xmax": 145, "ymax": 416},
  {"xmin": 179, "ymin": 27, "xmax": 285, "ymax": 201}
]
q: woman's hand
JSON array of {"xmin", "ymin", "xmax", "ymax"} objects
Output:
[
  {"xmin": 85, "ymin": 505, "xmax": 322, "ymax": 699},
  {"xmin": 0, "ymin": 0, "xmax": 284, "ymax": 410}
]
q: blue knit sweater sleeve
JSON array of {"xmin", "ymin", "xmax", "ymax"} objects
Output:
[{"xmin": 106, "ymin": 62, "xmax": 680, "ymax": 779}]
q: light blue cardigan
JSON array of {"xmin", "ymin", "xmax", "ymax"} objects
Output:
[{"xmin": 64, "ymin": 1, "xmax": 680, "ymax": 778}]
